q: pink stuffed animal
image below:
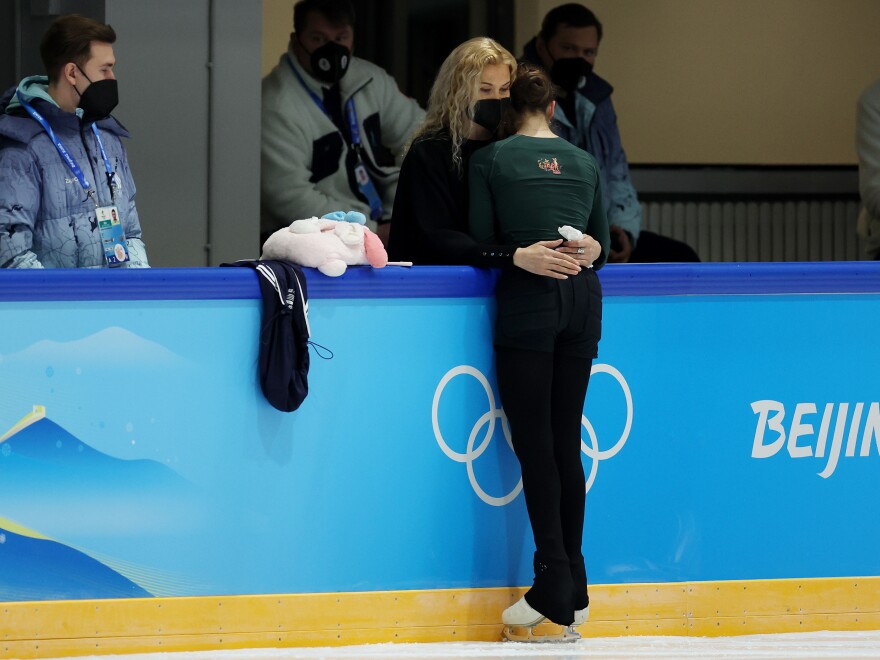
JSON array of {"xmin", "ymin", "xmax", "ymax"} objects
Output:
[{"xmin": 261, "ymin": 217, "xmax": 388, "ymax": 277}]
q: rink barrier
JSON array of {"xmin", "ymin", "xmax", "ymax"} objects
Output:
[
  {"xmin": 2, "ymin": 260, "xmax": 880, "ymax": 301},
  {"xmin": 3, "ymin": 577, "xmax": 880, "ymax": 657},
  {"xmin": 3, "ymin": 264, "xmax": 880, "ymax": 657}
]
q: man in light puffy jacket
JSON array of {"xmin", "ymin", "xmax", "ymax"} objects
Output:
[
  {"xmin": 0, "ymin": 14, "xmax": 148, "ymax": 269},
  {"xmin": 261, "ymin": 0, "xmax": 424, "ymax": 246},
  {"xmin": 522, "ymin": 3, "xmax": 698, "ymax": 263}
]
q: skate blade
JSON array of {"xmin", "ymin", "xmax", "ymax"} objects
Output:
[{"xmin": 502, "ymin": 624, "xmax": 581, "ymax": 643}]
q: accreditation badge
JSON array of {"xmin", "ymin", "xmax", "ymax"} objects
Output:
[{"xmin": 95, "ymin": 205, "xmax": 130, "ymax": 267}]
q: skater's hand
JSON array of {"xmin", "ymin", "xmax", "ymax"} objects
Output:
[
  {"xmin": 556, "ymin": 235, "xmax": 601, "ymax": 267},
  {"xmin": 513, "ymin": 240, "xmax": 581, "ymax": 279}
]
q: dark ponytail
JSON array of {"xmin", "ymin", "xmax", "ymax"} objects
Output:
[{"xmin": 505, "ymin": 63, "xmax": 555, "ymax": 133}]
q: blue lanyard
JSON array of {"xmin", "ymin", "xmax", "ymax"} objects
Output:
[
  {"xmin": 16, "ymin": 91, "xmax": 117, "ymax": 203},
  {"xmin": 90, "ymin": 124, "xmax": 117, "ymax": 201},
  {"xmin": 286, "ymin": 55, "xmax": 361, "ymax": 147}
]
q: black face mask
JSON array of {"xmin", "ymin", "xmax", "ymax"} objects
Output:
[
  {"xmin": 306, "ymin": 41, "xmax": 351, "ymax": 84},
  {"xmin": 472, "ymin": 97, "xmax": 510, "ymax": 135},
  {"xmin": 549, "ymin": 57, "xmax": 593, "ymax": 94},
  {"xmin": 75, "ymin": 66, "xmax": 118, "ymax": 122}
]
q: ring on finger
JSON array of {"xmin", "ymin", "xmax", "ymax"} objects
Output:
[{"xmin": 576, "ymin": 247, "xmax": 585, "ymax": 254}]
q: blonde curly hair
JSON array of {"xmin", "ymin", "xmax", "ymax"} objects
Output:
[{"xmin": 408, "ymin": 37, "xmax": 517, "ymax": 172}]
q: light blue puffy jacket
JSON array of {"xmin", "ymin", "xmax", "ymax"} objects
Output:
[{"xmin": 0, "ymin": 77, "xmax": 149, "ymax": 268}]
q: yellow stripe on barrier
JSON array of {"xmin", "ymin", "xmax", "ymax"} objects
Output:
[{"xmin": 2, "ymin": 577, "xmax": 879, "ymax": 658}]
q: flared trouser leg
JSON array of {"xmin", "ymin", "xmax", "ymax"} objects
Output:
[
  {"xmin": 551, "ymin": 350, "xmax": 592, "ymax": 611},
  {"xmin": 496, "ymin": 347, "xmax": 593, "ymax": 625}
]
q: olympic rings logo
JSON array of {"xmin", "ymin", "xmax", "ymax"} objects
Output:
[{"xmin": 431, "ymin": 364, "xmax": 633, "ymax": 507}]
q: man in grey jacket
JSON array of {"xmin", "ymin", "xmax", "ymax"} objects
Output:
[
  {"xmin": 0, "ymin": 14, "xmax": 148, "ymax": 269},
  {"xmin": 261, "ymin": 0, "xmax": 424, "ymax": 245}
]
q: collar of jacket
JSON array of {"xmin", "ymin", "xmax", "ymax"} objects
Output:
[
  {"xmin": 0, "ymin": 83, "xmax": 130, "ymax": 145},
  {"xmin": 520, "ymin": 37, "xmax": 614, "ymax": 106},
  {"xmin": 284, "ymin": 46, "xmax": 374, "ymax": 106}
]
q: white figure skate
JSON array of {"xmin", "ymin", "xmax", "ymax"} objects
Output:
[
  {"xmin": 501, "ymin": 597, "xmax": 580, "ymax": 643},
  {"xmin": 573, "ymin": 605, "xmax": 590, "ymax": 627}
]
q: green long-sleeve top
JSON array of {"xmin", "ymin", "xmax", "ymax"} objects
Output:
[{"xmin": 468, "ymin": 134, "xmax": 610, "ymax": 269}]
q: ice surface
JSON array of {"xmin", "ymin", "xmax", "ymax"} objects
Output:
[{"xmin": 29, "ymin": 631, "xmax": 880, "ymax": 660}]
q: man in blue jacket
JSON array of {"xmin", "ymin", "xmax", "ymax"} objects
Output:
[
  {"xmin": 0, "ymin": 14, "xmax": 148, "ymax": 269},
  {"xmin": 522, "ymin": 4, "xmax": 698, "ymax": 263}
]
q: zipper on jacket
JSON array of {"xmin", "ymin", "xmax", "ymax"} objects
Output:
[{"xmin": 341, "ymin": 76, "xmax": 394, "ymax": 179}]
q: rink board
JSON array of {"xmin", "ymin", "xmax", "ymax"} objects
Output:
[{"xmin": 1, "ymin": 264, "xmax": 879, "ymax": 656}]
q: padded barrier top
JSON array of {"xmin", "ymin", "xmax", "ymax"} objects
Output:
[{"xmin": 0, "ymin": 262, "xmax": 879, "ymax": 301}]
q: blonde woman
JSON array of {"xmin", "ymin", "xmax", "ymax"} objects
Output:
[{"xmin": 387, "ymin": 37, "xmax": 599, "ymax": 273}]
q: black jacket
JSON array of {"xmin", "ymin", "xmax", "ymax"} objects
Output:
[{"xmin": 388, "ymin": 133, "xmax": 518, "ymax": 266}]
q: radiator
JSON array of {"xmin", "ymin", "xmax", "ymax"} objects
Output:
[{"xmin": 641, "ymin": 200, "xmax": 866, "ymax": 262}]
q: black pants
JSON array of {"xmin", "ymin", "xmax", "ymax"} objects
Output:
[{"xmin": 493, "ymin": 268, "xmax": 601, "ymax": 625}]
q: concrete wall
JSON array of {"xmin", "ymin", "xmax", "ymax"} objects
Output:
[{"xmin": 107, "ymin": 0, "xmax": 262, "ymax": 266}]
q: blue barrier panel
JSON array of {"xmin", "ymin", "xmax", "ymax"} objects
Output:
[
  {"xmin": 0, "ymin": 263, "xmax": 879, "ymax": 602},
  {"xmin": 2, "ymin": 261, "xmax": 880, "ymax": 301}
]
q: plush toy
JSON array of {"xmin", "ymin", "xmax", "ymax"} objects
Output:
[
  {"xmin": 261, "ymin": 212, "xmax": 388, "ymax": 277},
  {"xmin": 321, "ymin": 210, "xmax": 366, "ymax": 225}
]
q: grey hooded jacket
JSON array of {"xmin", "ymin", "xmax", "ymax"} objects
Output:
[{"xmin": 0, "ymin": 76, "xmax": 148, "ymax": 268}]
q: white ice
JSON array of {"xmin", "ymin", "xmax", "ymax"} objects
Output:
[{"xmin": 30, "ymin": 631, "xmax": 880, "ymax": 660}]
